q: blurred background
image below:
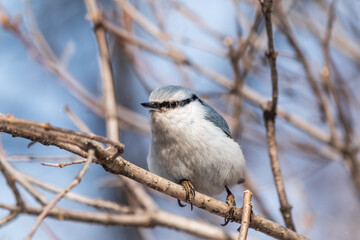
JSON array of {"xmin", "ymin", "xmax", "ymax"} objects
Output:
[{"xmin": 0, "ymin": 0, "xmax": 360, "ymax": 239}]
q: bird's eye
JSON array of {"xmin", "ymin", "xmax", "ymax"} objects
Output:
[
  {"xmin": 171, "ymin": 101, "xmax": 178, "ymax": 108},
  {"xmin": 161, "ymin": 101, "xmax": 170, "ymax": 108}
]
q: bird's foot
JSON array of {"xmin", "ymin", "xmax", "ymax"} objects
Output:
[
  {"xmin": 221, "ymin": 185, "xmax": 236, "ymax": 226},
  {"xmin": 177, "ymin": 179, "xmax": 195, "ymax": 211}
]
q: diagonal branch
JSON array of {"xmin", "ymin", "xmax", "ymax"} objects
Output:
[
  {"xmin": 0, "ymin": 152, "xmax": 25, "ymax": 226},
  {"xmin": 25, "ymin": 149, "xmax": 95, "ymax": 239},
  {"xmin": 0, "ymin": 149, "xmax": 49, "ymax": 206},
  {"xmin": 0, "ymin": 155, "xmax": 25, "ymax": 209},
  {"xmin": 1, "ymin": 203, "xmax": 236, "ymax": 240},
  {"xmin": 0, "ymin": 114, "xmax": 308, "ymax": 240}
]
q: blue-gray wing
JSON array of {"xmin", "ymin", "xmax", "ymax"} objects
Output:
[{"xmin": 201, "ymin": 101, "xmax": 232, "ymax": 138}]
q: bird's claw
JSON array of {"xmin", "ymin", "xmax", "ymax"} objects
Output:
[
  {"xmin": 221, "ymin": 185, "xmax": 236, "ymax": 226},
  {"xmin": 177, "ymin": 199, "xmax": 187, "ymax": 208},
  {"xmin": 178, "ymin": 179, "xmax": 195, "ymax": 211}
]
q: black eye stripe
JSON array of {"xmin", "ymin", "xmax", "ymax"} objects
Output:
[{"xmin": 152, "ymin": 94, "xmax": 199, "ymax": 109}]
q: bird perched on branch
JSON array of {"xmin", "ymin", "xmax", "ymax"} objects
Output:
[{"xmin": 141, "ymin": 85, "xmax": 245, "ymax": 225}]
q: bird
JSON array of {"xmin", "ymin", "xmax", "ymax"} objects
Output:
[{"xmin": 141, "ymin": 85, "xmax": 245, "ymax": 225}]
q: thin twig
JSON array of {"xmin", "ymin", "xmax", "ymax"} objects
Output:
[
  {"xmin": 85, "ymin": 0, "xmax": 120, "ymax": 141},
  {"xmin": 115, "ymin": 0, "xmax": 167, "ymax": 41},
  {"xmin": 120, "ymin": 176, "xmax": 157, "ymax": 212},
  {"xmin": 242, "ymin": 172, "xmax": 275, "ymax": 221},
  {"xmin": 0, "ymin": 150, "xmax": 49, "ymax": 206},
  {"xmin": 115, "ymin": 0, "xmax": 192, "ymax": 88},
  {"xmin": 260, "ymin": 0, "xmax": 296, "ymax": 231},
  {"xmin": 19, "ymin": 170, "xmax": 133, "ymax": 213},
  {"xmin": 41, "ymin": 160, "xmax": 87, "ymax": 168},
  {"xmin": 0, "ymin": 211, "xmax": 19, "ymax": 226},
  {"xmin": 25, "ymin": 149, "xmax": 95, "ymax": 239},
  {"xmin": 102, "ymin": 19, "xmax": 185, "ymax": 62},
  {"xmin": 64, "ymin": 106, "xmax": 92, "ymax": 134},
  {"xmin": 233, "ymin": 7, "xmax": 263, "ymax": 61},
  {"xmin": 0, "ymin": 148, "xmax": 25, "ymax": 226},
  {"xmin": 6, "ymin": 155, "xmax": 82, "ymax": 163},
  {"xmin": 0, "ymin": 155, "xmax": 25, "ymax": 208},
  {"xmin": 238, "ymin": 190, "xmax": 253, "ymax": 240},
  {"xmin": 1, "ymin": 203, "xmax": 236, "ymax": 240},
  {"xmin": 290, "ymin": 5, "xmax": 360, "ymax": 64}
]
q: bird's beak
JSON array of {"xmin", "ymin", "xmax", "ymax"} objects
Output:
[{"xmin": 141, "ymin": 102, "xmax": 159, "ymax": 111}]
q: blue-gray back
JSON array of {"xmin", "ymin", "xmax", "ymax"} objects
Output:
[{"xmin": 200, "ymin": 100, "xmax": 231, "ymax": 138}]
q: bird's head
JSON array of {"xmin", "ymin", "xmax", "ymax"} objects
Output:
[{"xmin": 141, "ymin": 85, "xmax": 199, "ymax": 113}]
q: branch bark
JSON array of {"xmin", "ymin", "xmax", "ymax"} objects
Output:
[
  {"xmin": 238, "ymin": 190, "xmax": 253, "ymax": 240},
  {"xmin": 260, "ymin": 0, "xmax": 296, "ymax": 231},
  {"xmin": 85, "ymin": 0, "xmax": 120, "ymax": 141}
]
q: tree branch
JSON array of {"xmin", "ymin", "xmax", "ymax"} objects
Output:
[
  {"xmin": 0, "ymin": 114, "xmax": 308, "ymax": 240},
  {"xmin": 238, "ymin": 190, "xmax": 253, "ymax": 240},
  {"xmin": 85, "ymin": 0, "xmax": 120, "ymax": 141},
  {"xmin": 260, "ymin": 0, "xmax": 296, "ymax": 231},
  {"xmin": 25, "ymin": 149, "xmax": 95, "ymax": 239},
  {"xmin": 0, "ymin": 203, "xmax": 236, "ymax": 240}
]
